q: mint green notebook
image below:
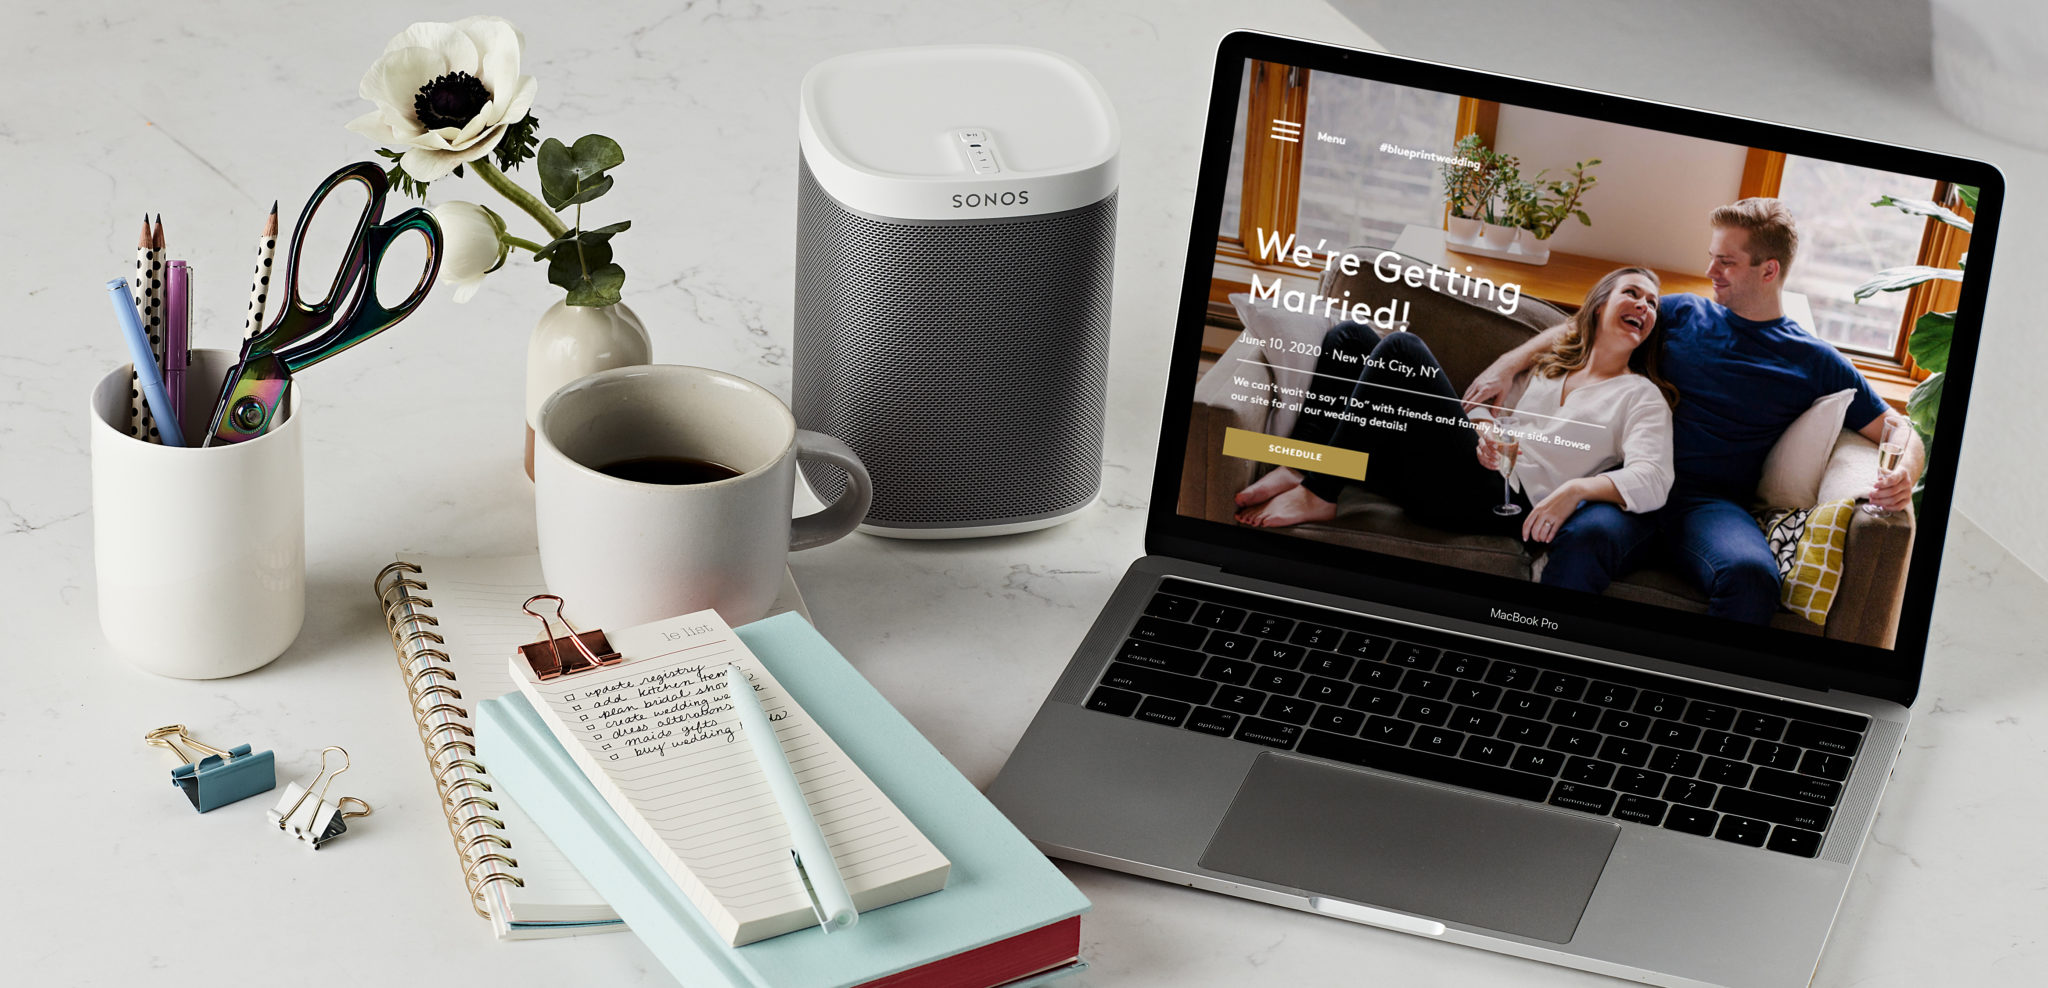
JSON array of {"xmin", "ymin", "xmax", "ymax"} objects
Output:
[{"xmin": 475, "ymin": 613, "xmax": 1089, "ymax": 988}]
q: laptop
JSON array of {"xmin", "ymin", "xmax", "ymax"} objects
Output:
[{"xmin": 988, "ymin": 30, "xmax": 2003, "ymax": 988}]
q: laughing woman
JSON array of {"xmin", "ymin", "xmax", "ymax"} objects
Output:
[{"xmin": 1233, "ymin": 267, "xmax": 1677, "ymax": 590}]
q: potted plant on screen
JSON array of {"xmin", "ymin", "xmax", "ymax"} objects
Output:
[
  {"xmin": 1506, "ymin": 158, "xmax": 1600, "ymax": 265},
  {"xmin": 1442, "ymin": 133, "xmax": 1492, "ymax": 243}
]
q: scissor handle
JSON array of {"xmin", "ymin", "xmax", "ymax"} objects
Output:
[
  {"xmin": 252, "ymin": 162, "xmax": 387, "ymax": 357},
  {"xmin": 279, "ymin": 206, "xmax": 442, "ymax": 372}
]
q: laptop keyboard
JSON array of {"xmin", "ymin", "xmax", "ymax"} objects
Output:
[{"xmin": 1083, "ymin": 579, "xmax": 1869, "ymax": 858}]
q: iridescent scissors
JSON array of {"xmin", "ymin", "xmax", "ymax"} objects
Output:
[{"xmin": 205, "ymin": 161, "xmax": 442, "ymax": 445}]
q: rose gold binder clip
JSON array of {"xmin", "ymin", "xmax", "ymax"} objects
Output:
[{"xmin": 518, "ymin": 594, "xmax": 622, "ymax": 680}]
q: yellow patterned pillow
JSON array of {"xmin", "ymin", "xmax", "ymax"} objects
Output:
[{"xmin": 1755, "ymin": 499, "xmax": 1855, "ymax": 626}]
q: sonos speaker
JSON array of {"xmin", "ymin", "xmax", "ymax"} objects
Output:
[{"xmin": 793, "ymin": 46, "xmax": 1118, "ymax": 539}]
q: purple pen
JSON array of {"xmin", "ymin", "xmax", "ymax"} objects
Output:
[{"xmin": 166, "ymin": 260, "xmax": 190, "ymax": 421}]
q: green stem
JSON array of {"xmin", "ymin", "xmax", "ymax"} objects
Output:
[
  {"xmin": 502, "ymin": 234, "xmax": 545, "ymax": 254},
  {"xmin": 474, "ymin": 159, "xmax": 567, "ymax": 239}
]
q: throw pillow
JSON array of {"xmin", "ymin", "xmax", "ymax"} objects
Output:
[
  {"xmin": 1755, "ymin": 389, "xmax": 1855, "ymax": 510},
  {"xmin": 1755, "ymin": 498, "xmax": 1856, "ymax": 627}
]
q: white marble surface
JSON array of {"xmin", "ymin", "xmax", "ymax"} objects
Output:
[{"xmin": 2, "ymin": 1, "xmax": 2044, "ymax": 986}]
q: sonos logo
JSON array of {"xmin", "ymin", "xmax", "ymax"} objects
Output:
[
  {"xmin": 951, "ymin": 190, "xmax": 1031, "ymax": 208},
  {"xmin": 1490, "ymin": 606, "xmax": 1560, "ymax": 631}
]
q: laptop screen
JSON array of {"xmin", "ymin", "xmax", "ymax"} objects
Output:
[{"xmin": 1157, "ymin": 35, "xmax": 2001, "ymax": 697}]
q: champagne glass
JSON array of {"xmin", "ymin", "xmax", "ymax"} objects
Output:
[
  {"xmin": 1491, "ymin": 417, "xmax": 1523, "ymax": 517},
  {"xmin": 1863, "ymin": 419, "xmax": 1909, "ymax": 516}
]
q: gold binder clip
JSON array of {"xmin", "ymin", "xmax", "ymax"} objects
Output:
[
  {"xmin": 267, "ymin": 746, "xmax": 372, "ymax": 849},
  {"xmin": 517, "ymin": 594, "xmax": 622, "ymax": 680}
]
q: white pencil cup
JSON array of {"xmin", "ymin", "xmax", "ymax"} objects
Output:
[{"xmin": 90, "ymin": 349, "xmax": 305, "ymax": 678}]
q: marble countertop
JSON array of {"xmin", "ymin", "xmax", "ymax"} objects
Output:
[{"xmin": 3, "ymin": 1, "xmax": 2043, "ymax": 985}]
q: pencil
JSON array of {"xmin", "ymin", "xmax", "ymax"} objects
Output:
[
  {"xmin": 242, "ymin": 202, "xmax": 278, "ymax": 346},
  {"xmin": 125, "ymin": 215, "xmax": 162, "ymax": 443}
]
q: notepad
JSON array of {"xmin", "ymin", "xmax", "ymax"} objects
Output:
[{"xmin": 508, "ymin": 609, "xmax": 951, "ymax": 946}]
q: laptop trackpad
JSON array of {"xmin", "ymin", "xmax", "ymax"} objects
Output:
[{"xmin": 1198, "ymin": 753, "xmax": 1618, "ymax": 944}]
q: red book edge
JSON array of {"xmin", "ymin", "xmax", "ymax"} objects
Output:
[{"xmin": 853, "ymin": 915, "xmax": 1082, "ymax": 988}]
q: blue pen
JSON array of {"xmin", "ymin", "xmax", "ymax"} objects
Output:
[{"xmin": 106, "ymin": 278, "xmax": 186, "ymax": 447}]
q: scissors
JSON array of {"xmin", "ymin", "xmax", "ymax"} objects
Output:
[{"xmin": 205, "ymin": 161, "xmax": 442, "ymax": 445}]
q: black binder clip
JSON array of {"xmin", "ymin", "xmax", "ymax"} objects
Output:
[
  {"xmin": 518, "ymin": 594, "xmax": 622, "ymax": 680},
  {"xmin": 267, "ymin": 746, "xmax": 372, "ymax": 848},
  {"xmin": 144, "ymin": 725, "xmax": 277, "ymax": 813}
]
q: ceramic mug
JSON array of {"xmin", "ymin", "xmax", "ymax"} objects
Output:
[
  {"xmin": 91, "ymin": 349, "xmax": 306, "ymax": 678},
  {"xmin": 534, "ymin": 365, "xmax": 872, "ymax": 629}
]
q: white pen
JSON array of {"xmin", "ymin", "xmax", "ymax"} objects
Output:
[{"xmin": 725, "ymin": 663, "xmax": 858, "ymax": 932}]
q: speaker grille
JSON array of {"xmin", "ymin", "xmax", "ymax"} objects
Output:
[{"xmin": 793, "ymin": 158, "xmax": 1115, "ymax": 528}]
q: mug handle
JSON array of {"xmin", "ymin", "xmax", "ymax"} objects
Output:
[{"xmin": 789, "ymin": 430, "xmax": 873, "ymax": 551}]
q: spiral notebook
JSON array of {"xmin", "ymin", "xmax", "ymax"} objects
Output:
[{"xmin": 374, "ymin": 554, "xmax": 810, "ymax": 940}]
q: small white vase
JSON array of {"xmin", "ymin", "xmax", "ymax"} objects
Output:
[
  {"xmin": 525, "ymin": 299, "xmax": 652, "ymax": 478},
  {"xmin": 1477, "ymin": 221, "xmax": 1520, "ymax": 250},
  {"xmin": 1445, "ymin": 215, "xmax": 1482, "ymax": 244}
]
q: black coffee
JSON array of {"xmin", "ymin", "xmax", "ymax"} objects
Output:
[{"xmin": 595, "ymin": 456, "xmax": 743, "ymax": 485}]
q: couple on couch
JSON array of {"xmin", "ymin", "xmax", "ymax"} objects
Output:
[{"xmin": 1234, "ymin": 198, "xmax": 1925, "ymax": 625}]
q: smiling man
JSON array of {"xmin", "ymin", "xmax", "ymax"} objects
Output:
[{"xmin": 1465, "ymin": 197, "xmax": 1926, "ymax": 623}]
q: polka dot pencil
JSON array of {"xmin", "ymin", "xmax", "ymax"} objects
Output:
[
  {"xmin": 126, "ymin": 215, "xmax": 162, "ymax": 443},
  {"xmin": 243, "ymin": 202, "xmax": 278, "ymax": 345}
]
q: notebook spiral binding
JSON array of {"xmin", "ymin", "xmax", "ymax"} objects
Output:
[{"xmin": 375, "ymin": 561, "xmax": 525, "ymax": 918}]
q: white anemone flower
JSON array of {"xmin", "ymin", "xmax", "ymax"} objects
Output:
[
  {"xmin": 431, "ymin": 202, "xmax": 509, "ymax": 303},
  {"xmin": 347, "ymin": 16, "xmax": 538, "ymax": 182}
]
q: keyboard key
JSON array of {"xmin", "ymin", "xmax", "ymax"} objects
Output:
[
  {"xmin": 1547, "ymin": 700, "xmax": 1601, "ymax": 729},
  {"xmin": 1597, "ymin": 709, "xmax": 1651, "ymax": 740},
  {"xmin": 1534, "ymin": 671, "xmax": 1588, "ymax": 701},
  {"xmin": 1290, "ymin": 623, "xmax": 1343, "ymax": 650},
  {"xmin": 1699, "ymin": 730, "xmax": 1751, "ymax": 760},
  {"xmin": 1143, "ymin": 593, "xmax": 1198, "ymax": 621},
  {"xmin": 1298, "ymin": 731, "xmax": 1554, "ymax": 802},
  {"xmin": 1649, "ymin": 747, "xmax": 1703, "ymax": 777},
  {"xmin": 1612, "ymin": 768, "xmax": 1667, "ymax": 797},
  {"xmin": 1747, "ymin": 741, "xmax": 1802, "ymax": 771},
  {"xmin": 1135, "ymin": 696, "xmax": 1192, "ymax": 728},
  {"xmin": 1647, "ymin": 720, "xmax": 1702, "ymax": 750},
  {"xmin": 1117, "ymin": 639, "xmax": 1206, "ymax": 675},
  {"xmin": 1235, "ymin": 717, "xmax": 1303, "ymax": 749},
  {"xmin": 1410, "ymin": 726, "xmax": 1465, "ymax": 756},
  {"xmin": 1449, "ymin": 706, "xmax": 1502, "ymax": 736},
  {"xmin": 1700, "ymin": 757, "xmax": 1754, "ymax": 787},
  {"xmin": 1549, "ymin": 726, "xmax": 1601, "ymax": 756},
  {"xmin": 1683, "ymin": 702, "xmax": 1737, "ymax": 731},
  {"xmin": 1086, "ymin": 686, "xmax": 1141, "ymax": 716},
  {"xmin": 1714, "ymin": 815, "xmax": 1770, "ymax": 847},
  {"xmin": 1750, "ymin": 767, "xmax": 1842, "ymax": 807},
  {"xmin": 1634, "ymin": 690, "xmax": 1685, "ymax": 719},
  {"xmin": 1193, "ymin": 603, "xmax": 1246, "ymax": 630},
  {"xmin": 1511, "ymin": 746, "xmax": 1564, "ymax": 776},
  {"xmin": 1463, "ymin": 736, "xmax": 1515, "ymax": 766},
  {"xmin": 1587, "ymin": 681, "xmax": 1637, "ymax": 709},
  {"xmin": 1400, "ymin": 670, "xmax": 1452, "ymax": 700},
  {"xmin": 1205, "ymin": 630, "xmax": 1258, "ymax": 660},
  {"xmin": 1548, "ymin": 782, "xmax": 1617, "ymax": 815},
  {"xmin": 1484, "ymin": 662, "xmax": 1540, "ymax": 690},
  {"xmin": 1440, "ymin": 651, "xmax": 1489, "ymax": 679},
  {"xmin": 1786, "ymin": 721, "xmax": 1863, "ymax": 757},
  {"xmin": 1499, "ymin": 717, "xmax": 1552, "ymax": 746},
  {"xmin": 1664, "ymin": 777, "xmax": 1717, "ymax": 808},
  {"xmin": 1664, "ymin": 806, "xmax": 1718, "ymax": 836},
  {"xmin": 1597, "ymin": 737, "xmax": 1652, "ymax": 768},
  {"xmin": 1799, "ymin": 749, "xmax": 1852, "ymax": 781},
  {"xmin": 1715, "ymin": 788, "xmax": 1833, "ymax": 832},
  {"xmin": 1251, "ymin": 667, "xmax": 1305, "ymax": 695},
  {"xmin": 1101, "ymin": 662, "xmax": 1216, "ymax": 705},
  {"xmin": 1310, "ymin": 705, "xmax": 1365, "ymax": 735},
  {"xmin": 1361, "ymin": 716, "xmax": 1415, "ymax": 746},
  {"xmin": 1733, "ymin": 711, "xmax": 1787, "ymax": 740},
  {"xmin": 1301, "ymin": 650, "xmax": 1354, "ymax": 679},
  {"xmin": 1243, "ymin": 612, "xmax": 1294, "ymax": 641},
  {"xmin": 1498, "ymin": 691, "xmax": 1552, "ymax": 719},
  {"xmin": 1767, "ymin": 826, "xmax": 1823, "ymax": 858},
  {"xmin": 1262, "ymin": 694, "xmax": 1316, "ymax": 724},
  {"xmin": 1200, "ymin": 656, "xmax": 1258, "ymax": 686},
  {"xmin": 1388, "ymin": 642, "xmax": 1440, "ymax": 669},
  {"xmin": 1253, "ymin": 641, "xmax": 1305, "ymax": 668},
  {"xmin": 1347, "ymin": 686, "xmax": 1402, "ymax": 716},
  {"xmin": 1350, "ymin": 663, "xmax": 1403, "ymax": 689},
  {"xmin": 1338, "ymin": 630, "xmax": 1391, "ymax": 662},
  {"xmin": 1614, "ymin": 795, "xmax": 1668, "ymax": 825},
  {"xmin": 1562, "ymin": 757, "xmax": 1616, "ymax": 787},
  {"xmin": 1450, "ymin": 681, "xmax": 1502, "ymax": 709},
  {"xmin": 1185, "ymin": 706, "xmax": 1240, "ymax": 737},
  {"xmin": 1129, "ymin": 616, "xmax": 1210, "ymax": 649},
  {"xmin": 1399, "ymin": 696, "xmax": 1452, "ymax": 727},
  {"xmin": 1300, "ymin": 676, "xmax": 1353, "ymax": 705},
  {"xmin": 1212, "ymin": 685, "xmax": 1268, "ymax": 715}
]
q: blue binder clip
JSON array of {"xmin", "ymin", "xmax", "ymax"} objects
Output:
[
  {"xmin": 145, "ymin": 725, "xmax": 278, "ymax": 813},
  {"xmin": 268, "ymin": 746, "xmax": 372, "ymax": 849}
]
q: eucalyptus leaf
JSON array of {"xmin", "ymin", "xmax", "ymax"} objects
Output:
[
  {"xmin": 537, "ymin": 135, "xmax": 625, "ymax": 209},
  {"xmin": 1852, "ymin": 264, "xmax": 1963, "ymax": 300},
  {"xmin": 1907, "ymin": 311, "xmax": 1953, "ymax": 374},
  {"xmin": 564, "ymin": 263, "xmax": 626, "ymax": 307},
  {"xmin": 1870, "ymin": 195, "xmax": 1972, "ymax": 233}
]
